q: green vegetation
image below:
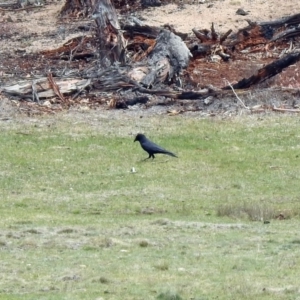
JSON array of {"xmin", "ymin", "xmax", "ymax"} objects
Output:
[{"xmin": 0, "ymin": 112, "xmax": 300, "ymax": 299}]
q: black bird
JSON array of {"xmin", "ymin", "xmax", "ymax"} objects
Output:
[{"xmin": 134, "ymin": 133, "xmax": 177, "ymax": 160}]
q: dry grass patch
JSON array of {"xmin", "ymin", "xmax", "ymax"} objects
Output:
[{"xmin": 216, "ymin": 201, "xmax": 277, "ymax": 221}]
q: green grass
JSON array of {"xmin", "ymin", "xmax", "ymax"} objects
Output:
[{"xmin": 1, "ymin": 112, "xmax": 300, "ymax": 299}]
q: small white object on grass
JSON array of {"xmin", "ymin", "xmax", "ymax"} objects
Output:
[{"xmin": 131, "ymin": 167, "xmax": 136, "ymax": 173}]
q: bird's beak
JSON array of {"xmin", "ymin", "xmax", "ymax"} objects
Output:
[{"xmin": 134, "ymin": 137, "xmax": 137, "ymax": 142}]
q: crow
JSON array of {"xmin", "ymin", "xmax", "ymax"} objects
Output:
[{"xmin": 134, "ymin": 133, "xmax": 177, "ymax": 160}]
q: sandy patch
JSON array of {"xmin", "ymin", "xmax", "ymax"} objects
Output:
[{"xmin": 141, "ymin": 0, "xmax": 300, "ymax": 33}]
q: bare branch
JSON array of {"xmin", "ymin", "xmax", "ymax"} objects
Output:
[{"xmin": 224, "ymin": 79, "xmax": 250, "ymax": 110}]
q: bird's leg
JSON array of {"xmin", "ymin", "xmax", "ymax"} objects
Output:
[{"xmin": 143, "ymin": 154, "xmax": 152, "ymax": 161}]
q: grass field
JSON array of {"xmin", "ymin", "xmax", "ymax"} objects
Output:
[{"xmin": 1, "ymin": 111, "xmax": 300, "ymax": 299}]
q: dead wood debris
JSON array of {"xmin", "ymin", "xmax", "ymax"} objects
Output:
[
  {"xmin": 41, "ymin": 36, "xmax": 95, "ymax": 61},
  {"xmin": 47, "ymin": 73, "xmax": 68, "ymax": 107},
  {"xmin": 1, "ymin": 3, "xmax": 300, "ymax": 114}
]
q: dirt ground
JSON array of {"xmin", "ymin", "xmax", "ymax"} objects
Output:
[
  {"xmin": 1, "ymin": 0, "xmax": 298, "ymax": 51},
  {"xmin": 0, "ymin": 0, "xmax": 300, "ymax": 117},
  {"xmin": 142, "ymin": 0, "xmax": 299, "ymax": 33}
]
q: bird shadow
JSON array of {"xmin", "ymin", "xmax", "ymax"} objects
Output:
[{"xmin": 137, "ymin": 158, "xmax": 172, "ymax": 163}]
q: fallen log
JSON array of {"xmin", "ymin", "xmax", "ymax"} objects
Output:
[
  {"xmin": 86, "ymin": 29, "xmax": 192, "ymax": 89},
  {"xmin": 224, "ymin": 52, "xmax": 300, "ymax": 89},
  {"xmin": 2, "ymin": 77, "xmax": 91, "ymax": 100},
  {"xmin": 139, "ymin": 29, "xmax": 192, "ymax": 88}
]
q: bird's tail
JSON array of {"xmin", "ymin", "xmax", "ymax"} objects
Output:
[{"xmin": 164, "ymin": 151, "xmax": 178, "ymax": 158}]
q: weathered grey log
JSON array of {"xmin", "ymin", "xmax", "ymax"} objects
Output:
[
  {"xmin": 140, "ymin": 30, "xmax": 192, "ymax": 88},
  {"xmin": 2, "ymin": 78, "xmax": 91, "ymax": 99},
  {"xmin": 83, "ymin": 28, "xmax": 191, "ymax": 89}
]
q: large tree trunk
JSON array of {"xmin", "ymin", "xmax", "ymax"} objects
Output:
[
  {"xmin": 60, "ymin": 0, "xmax": 126, "ymax": 66},
  {"xmin": 93, "ymin": 0, "xmax": 126, "ymax": 67}
]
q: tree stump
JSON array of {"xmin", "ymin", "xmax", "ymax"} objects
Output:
[{"xmin": 93, "ymin": 0, "xmax": 126, "ymax": 67}]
